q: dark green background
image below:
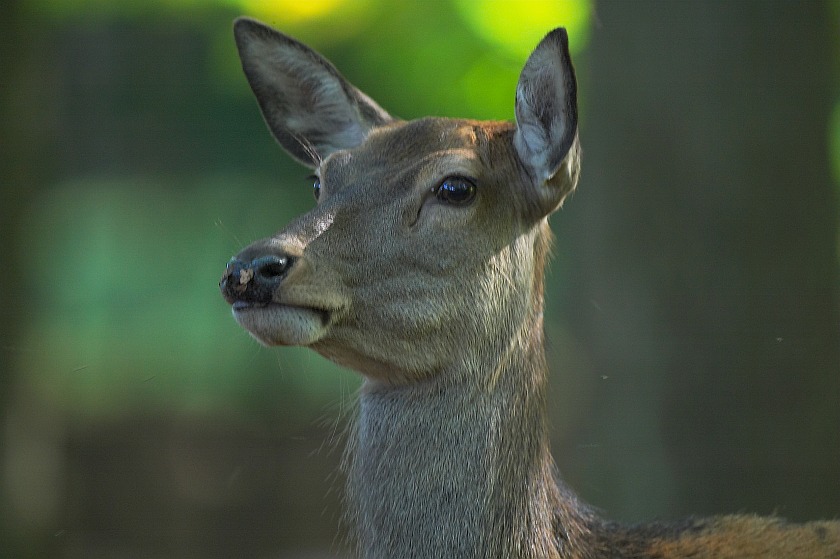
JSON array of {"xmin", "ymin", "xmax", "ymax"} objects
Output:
[{"xmin": 2, "ymin": 1, "xmax": 838, "ymax": 558}]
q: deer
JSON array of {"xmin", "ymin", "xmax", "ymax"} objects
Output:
[{"xmin": 219, "ymin": 17, "xmax": 840, "ymax": 559}]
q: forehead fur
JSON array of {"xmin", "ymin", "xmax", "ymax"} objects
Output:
[{"xmin": 360, "ymin": 117, "xmax": 516, "ymax": 162}]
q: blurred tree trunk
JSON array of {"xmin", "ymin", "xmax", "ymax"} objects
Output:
[
  {"xmin": 0, "ymin": 1, "xmax": 55, "ymax": 558},
  {"xmin": 1, "ymin": 4, "xmax": 67, "ymax": 557},
  {"xmin": 562, "ymin": 0, "xmax": 840, "ymax": 521},
  {"xmin": 1, "ymin": 2, "xmax": 28, "ymax": 554}
]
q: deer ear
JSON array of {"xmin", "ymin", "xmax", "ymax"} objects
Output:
[
  {"xmin": 513, "ymin": 28, "xmax": 579, "ymax": 213},
  {"xmin": 234, "ymin": 17, "xmax": 394, "ymax": 168}
]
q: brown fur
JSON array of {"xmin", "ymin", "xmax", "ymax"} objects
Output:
[
  {"xmin": 221, "ymin": 18, "xmax": 840, "ymax": 558},
  {"xmin": 605, "ymin": 516, "xmax": 840, "ymax": 558}
]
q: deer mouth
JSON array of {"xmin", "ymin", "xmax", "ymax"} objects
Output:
[{"xmin": 231, "ymin": 302, "xmax": 332, "ymax": 346}]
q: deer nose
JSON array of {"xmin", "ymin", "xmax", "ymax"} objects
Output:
[{"xmin": 220, "ymin": 254, "xmax": 294, "ymax": 308}]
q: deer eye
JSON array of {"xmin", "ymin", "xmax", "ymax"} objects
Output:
[
  {"xmin": 434, "ymin": 176, "xmax": 476, "ymax": 206},
  {"xmin": 310, "ymin": 176, "xmax": 321, "ymax": 200}
]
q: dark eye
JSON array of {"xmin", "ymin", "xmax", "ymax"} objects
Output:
[
  {"xmin": 310, "ymin": 176, "xmax": 321, "ymax": 200},
  {"xmin": 434, "ymin": 176, "xmax": 476, "ymax": 206}
]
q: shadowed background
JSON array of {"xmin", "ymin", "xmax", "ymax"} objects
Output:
[{"xmin": 1, "ymin": 1, "xmax": 839, "ymax": 558}]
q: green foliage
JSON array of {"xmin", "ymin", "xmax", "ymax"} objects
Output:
[
  {"xmin": 454, "ymin": 0, "xmax": 590, "ymax": 59},
  {"xmin": 18, "ymin": 177, "xmax": 355, "ymax": 423}
]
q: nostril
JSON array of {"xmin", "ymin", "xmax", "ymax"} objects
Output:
[
  {"xmin": 253, "ymin": 256, "xmax": 292, "ymax": 280},
  {"xmin": 257, "ymin": 258, "xmax": 289, "ymax": 279}
]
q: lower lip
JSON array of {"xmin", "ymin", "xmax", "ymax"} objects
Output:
[
  {"xmin": 232, "ymin": 302, "xmax": 330, "ymax": 326},
  {"xmin": 232, "ymin": 301, "xmax": 260, "ymax": 311}
]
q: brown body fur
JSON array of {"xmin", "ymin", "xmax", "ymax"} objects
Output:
[
  {"xmin": 605, "ymin": 516, "xmax": 840, "ymax": 558},
  {"xmin": 221, "ymin": 18, "xmax": 840, "ymax": 559}
]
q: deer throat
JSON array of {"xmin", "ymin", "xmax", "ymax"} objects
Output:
[{"xmin": 345, "ymin": 358, "xmax": 591, "ymax": 559}]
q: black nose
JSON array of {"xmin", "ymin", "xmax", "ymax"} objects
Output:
[{"xmin": 220, "ymin": 254, "xmax": 294, "ymax": 307}]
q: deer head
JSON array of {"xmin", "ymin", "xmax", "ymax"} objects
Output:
[{"xmin": 220, "ymin": 18, "xmax": 579, "ymax": 387}]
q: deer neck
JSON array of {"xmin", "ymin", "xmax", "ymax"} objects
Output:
[{"xmin": 347, "ymin": 307, "xmax": 594, "ymax": 559}]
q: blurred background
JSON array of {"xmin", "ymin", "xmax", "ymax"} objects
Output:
[{"xmin": 2, "ymin": 0, "xmax": 839, "ymax": 557}]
